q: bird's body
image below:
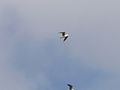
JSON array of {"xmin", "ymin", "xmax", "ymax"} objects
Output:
[
  {"xmin": 67, "ymin": 84, "xmax": 74, "ymax": 90},
  {"xmin": 59, "ymin": 32, "xmax": 69, "ymax": 41}
]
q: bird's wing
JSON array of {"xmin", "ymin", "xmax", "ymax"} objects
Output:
[
  {"xmin": 67, "ymin": 84, "xmax": 73, "ymax": 90},
  {"xmin": 59, "ymin": 32, "xmax": 65, "ymax": 36},
  {"xmin": 67, "ymin": 84, "xmax": 73, "ymax": 87},
  {"xmin": 64, "ymin": 36, "xmax": 68, "ymax": 41}
]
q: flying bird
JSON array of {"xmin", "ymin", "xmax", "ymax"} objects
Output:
[
  {"xmin": 67, "ymin": 84, "xmax": 74, "ymax": 90},
  {"xmin": 59, "ymin": 32, "xmax": 69, "ymax": 41}
]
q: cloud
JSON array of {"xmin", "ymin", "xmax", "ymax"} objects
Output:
[
  {"xmin": 1, "ymin": 0, "xmax": 120, "ymax": 90},
  {"xmin": 0, "ymin": 33, "xmax": 34, "ymax": 90}
]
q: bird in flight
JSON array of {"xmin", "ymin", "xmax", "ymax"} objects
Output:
[
  {"xmin": 59, "ymin": 32, "xmax": 69, "ymax": 42},
  {"xmin": 67, "ymin": 84, "xmax": 74, "ymax": 90}
]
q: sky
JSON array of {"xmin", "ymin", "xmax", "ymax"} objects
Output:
[{"xmin": 0, "ymin": 0, "xmax": 120, "ymax": 90}]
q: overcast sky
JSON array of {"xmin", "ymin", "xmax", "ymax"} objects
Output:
[{"xmin": 0, "ymin": 0, "xmax": 120, "ymax": 90}]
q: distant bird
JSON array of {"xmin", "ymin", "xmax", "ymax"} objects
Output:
[
  {"xmin": 67, "ymin": 84, "xmax": 74, "ymax": 90},
  {"xmin": 59, "ymin": 32, "xmax": 69, "ymax": 41}
]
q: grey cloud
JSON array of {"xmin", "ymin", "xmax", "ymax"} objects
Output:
[{"xmin": 1, "ymin": 0, "xmax": 120, "ymax": 90}]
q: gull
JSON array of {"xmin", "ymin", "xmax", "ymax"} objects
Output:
[
  {"xmin": 59, "ymin": 32, "xmax": 69, "ymax": 41},
  {"xmin": 67, "ymin": 84, "xmax": 74, "ymax": 90}
]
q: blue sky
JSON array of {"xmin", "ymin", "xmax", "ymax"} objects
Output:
[{"xmin": 0, "ymin": 0, "xmax": 120, "ymax": 90}]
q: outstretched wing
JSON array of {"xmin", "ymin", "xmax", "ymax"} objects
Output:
[
  {"xmin": 67, "ymin": 84, "xmax": 73, "ymax": 88},
  {"xmin": 64, "ymin": 36, "xmax": 68, "ymax": 41},
  {"xmin": 59, "ymin": 32, "xmax": 65, "ymax": 36},
  {"xmin": 67, "ymin": 84, "xmax": 74, "ymax": 90}
]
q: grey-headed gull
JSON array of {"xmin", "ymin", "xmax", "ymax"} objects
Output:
[{"xmin": 59, "ymin": 32, "xmax": 69, "ymax": 41}]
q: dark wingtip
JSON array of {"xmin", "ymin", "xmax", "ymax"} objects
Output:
[{"xmin": 67, "ymin": 84, "xmax": 72, "ymax": 87}]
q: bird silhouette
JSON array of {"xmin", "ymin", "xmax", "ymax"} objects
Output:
[
  {"xmin": 59, "ymin": 32, "xmax": 69, "ymax": 41},
  {"xmin": 67, "ymin": 84, "xmax": 74, "ymax": 90}
]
